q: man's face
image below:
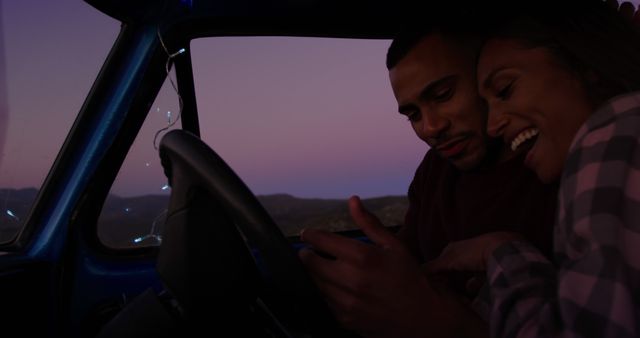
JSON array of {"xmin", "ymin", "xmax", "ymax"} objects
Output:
[{"xmin": 389, "ymin": 34, "xmax": 488, "ymax": 170}]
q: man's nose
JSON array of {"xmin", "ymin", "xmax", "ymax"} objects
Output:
[{"xmin": 422, "ymin": 112, "xmax": 450, "ymax": 139}]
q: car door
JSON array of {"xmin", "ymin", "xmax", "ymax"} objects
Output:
[{"xmin": 0, "ymin": 1, "xmax": 170, "ymax": 336}]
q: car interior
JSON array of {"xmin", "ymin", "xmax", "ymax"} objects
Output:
[{"xmin": 0, "ymin": 0, "xmax": 417, "ymax": 337}]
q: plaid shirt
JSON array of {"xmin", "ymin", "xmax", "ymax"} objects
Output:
[{"xmin": 487, "ymin": 91, "xmax": 640, "ymax": 338}]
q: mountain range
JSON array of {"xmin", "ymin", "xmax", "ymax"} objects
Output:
[{"xmin": 1, "ymin": 188, "xmax": 408, "ymax": 248}]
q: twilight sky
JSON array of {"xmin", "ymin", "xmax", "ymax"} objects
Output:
[
  {"xmin": 0, "ymin": 0, "xmax": 426, "ymax": 199},
  {"xmin": 1, "ymin": 0, "xmax": 637, "ymax": 199}
]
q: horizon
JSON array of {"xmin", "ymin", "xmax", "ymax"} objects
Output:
[
  {"xmin": 0, "ymin": 0, "xmax": 426, "ymax": 200},
  {"xmin": 0, "ymin": 186, "xmax": 408, "ymax": 200},
  {"xmin": 3, "ymin": 1, "xmax": 637, "ymax": 201}
]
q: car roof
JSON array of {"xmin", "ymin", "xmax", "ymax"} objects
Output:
[{"xmin": 84, "ymin": 0, "xmax": 427, "ymax": 39}]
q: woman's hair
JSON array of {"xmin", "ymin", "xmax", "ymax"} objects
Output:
[{"xmin": 483, "ymin": 0, "xmax": 640, "ymax": 106}]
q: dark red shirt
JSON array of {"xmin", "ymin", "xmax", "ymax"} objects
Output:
[{"xmin": 398, "ymin": 148, "xmax": 558, "ymax": 263}]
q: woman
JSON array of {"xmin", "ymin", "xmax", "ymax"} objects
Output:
[{"xmin": 428, "ymin": 2, "xmax": 640, "ymax": 337}]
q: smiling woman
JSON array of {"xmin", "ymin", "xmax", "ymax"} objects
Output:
[
  {"xmin": 428, "ymin": 2, "xmax": 640, "ymax": 337},
  {"xmin": 480, "ymin": 39, "xmax": 594, "ymax": 182},
  {"xmin": 481, "ymin": 3, "xmax": 640, "ymax": 182}
]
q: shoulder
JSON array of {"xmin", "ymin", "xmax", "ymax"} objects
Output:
[
  {"xmin": 563, "ymin": 92, "xmax": 640, "ymax": 182},
  {"xmin": 559, "ymin": 92, "xmax": 640, "ymax": 225},
  {"xmin": 583, "ymin": 92, "xmax": 640, "ymax": 133},
  {"xmin": 556, "ymin": 92, "xmax": 640, "ymax": 269}
]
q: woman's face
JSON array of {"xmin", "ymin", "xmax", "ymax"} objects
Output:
[{"xmin": 478, "ymin": 38, "xmax": 594, "ymax": 182}]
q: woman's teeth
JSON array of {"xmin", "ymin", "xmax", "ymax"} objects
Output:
[{"xmin": 511, "ymin": 128, "xmax": 539, "ymax": 151}]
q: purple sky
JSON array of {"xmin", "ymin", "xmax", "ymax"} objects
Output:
[
  {"xmin": 190, "ymin": 37, "xmax": 424, "ymax": 198},
  {"xmin": 0, "ymin": 0, "xmax": 426, "ymax": 199},
  {"xmin": 5, "ymin": 1, "xmax": 636, "ymax": 199},
  {"xmin": 0, "ymin": 3, "xmax": 5, "ymax": 172},
  {"xmin": 0, "ymin": 1, "xmax": 119, "ymax": 190}
]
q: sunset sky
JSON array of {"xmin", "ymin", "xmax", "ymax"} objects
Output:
[
  {"xmin": 1, "ymin": 0, "xmax": 638, "ymax": 200},
  {"xmin": 0, "ymin": 0, "xmax": 425, "ymax": 199}
]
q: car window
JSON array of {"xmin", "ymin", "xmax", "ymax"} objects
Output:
[
  {"xmin": 191, "ymin": 37, "xmax": 422, "ymax": 237},
  {"xmin": 0, "ymin": 1, "xmax": 119, "ymax": 244},
  {"xmin": 96, "ymin": 36, "xmax": 425, "ymax": 249},
  {"xmin": 97, "ymin": 74, "xmax": 181, "ymax": 249}
]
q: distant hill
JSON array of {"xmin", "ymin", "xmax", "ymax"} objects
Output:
[
  {"xmin": 257, "ymin": 193, "xmax": 408, "ymax": 235},
  {"xmin": 0, "ymin": 188, "xmax": 408, "ymax": 248}
]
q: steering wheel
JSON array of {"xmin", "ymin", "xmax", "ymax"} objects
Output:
[{"xmin": 157, "ymin": 129, "xmax": 351, "ymax": 337}]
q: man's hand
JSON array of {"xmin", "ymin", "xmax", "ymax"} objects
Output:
[
  {"xmin": 299, "ymin": 196, "xmax": 485, "ymax": 338},
  {"xmin": 425, "ymin": 232, "xmax": 523, "ymax": 275}
]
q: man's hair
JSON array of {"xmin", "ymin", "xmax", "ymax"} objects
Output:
[
  {"xmin": 385, "ymin": 4, "xmax": 486, "ymax": 70},
  {"xmin": 387, "ymin": 0, "xmax": 640, "ymax": 104},
  {"xmin": 385, "ymin": 28, "xmax": 433, "ymax": 70}
]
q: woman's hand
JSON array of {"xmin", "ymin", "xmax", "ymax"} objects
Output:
[{"xmin": 425, "ymin": 232, "xmax": 524, "ymax": 274}]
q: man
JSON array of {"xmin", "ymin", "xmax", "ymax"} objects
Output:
[
  {"xmin": 299, "ymin": 2, "xmax": 640, "ymax": 337},
  {"xmin": 298, "ymin": 10, "xmax": 558, "ymax": 338},
  {"xmin": 386, "ymin": 25, "xmax": 558, "ymax": 267}
]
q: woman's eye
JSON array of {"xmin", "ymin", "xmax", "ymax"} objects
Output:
[
  {"xmin": 497, "ymin": 82, "xmax": 513, "ymax": 100},
  {"xmin": 434, "ymin": 88, "xmax": 453, "ymax": 101}
]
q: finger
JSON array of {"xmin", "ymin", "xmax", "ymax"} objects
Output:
[
  {"xmin": 423, "ymin": 257, "xmax": 449, "ymax": 274},
  {"xmin": 299, "ymin": 248, "xmax": 367, "ymax": 295},
  {"xmin": 424, "ymin": 243, "xmax": 476, "ymax": 273},
  {"xmin": 300, "ymin": 228, "xmax": 370, "ymax": 261},
  {"xmin": 619, "ymin": 2, "xmax": 635, "ymax": 21},
  {"xmin": 606, "ymin": 0, "xmax": 620, "ymax": 10},
  {"xmin": 299, "ymin": 248, "xmax": 344, "ymax": 281},
  {"xmin": 423, "ymin": 242, "xmax": 456, "ymax": 274},
  {"xmin": 348, "ymin": 196, "xmax": 399, "ymax": 248}
]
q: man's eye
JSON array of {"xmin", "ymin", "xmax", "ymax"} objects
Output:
[
  {"xmin": 497, "ymin": 82, "xmax": 514, "ymax": 100},
  {"xmin": 433, "ymin": 88, "xmax": 453, "ymax": 101},
  {"xmin": 406, "ymin": 111, "xmax": 420, "ymax": 122}
]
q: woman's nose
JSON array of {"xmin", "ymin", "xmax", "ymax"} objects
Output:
[{"xmin": 486, "ymin": 106, "xmax": 509, "ymax": 138}]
